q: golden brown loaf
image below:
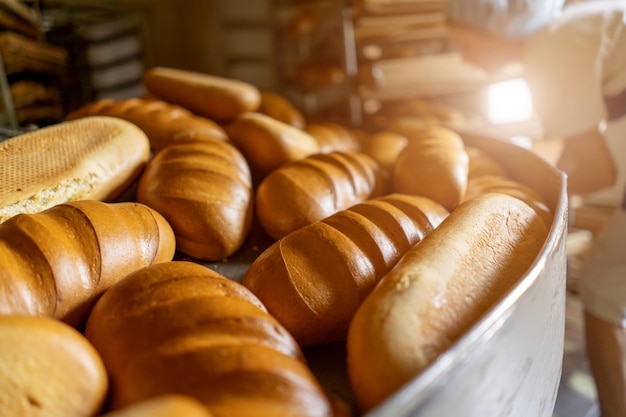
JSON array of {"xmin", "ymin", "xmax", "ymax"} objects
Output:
[
  {"xmin": 0, "ymin": 200, "xmax": 176, "ymax": 328},
  {"xmin": 137, "ymin": 130, "xmax": 254, "ymax": 261},
  {"xmin": 143, "ymin": 67, "xmax": 261, "ymax": 122},
  {"xmin": 463, "ymin": 175, "xmax": 553, "ymax": 226},
  {"xmin": 466, "ymin": 145, "xmax": 508, "ymax": 179},
  {"xmin": 346, "ymin": 193, "xmax": 549, "ymax": 411},
  {"xmin": 65, "ymin": 98, "xmax": 227, "ymax": 151},
  {"xmin": 0, "ymin": 315, "xmax": 108, "ymax": 417},
  {"xmin": 305, "ymin": 122, "xmax": 361, "ymax": 154},
  {"xmin": 392, "ymin": 125, "xmax": 469, "ymax": 211},
  {"xmin": 257, "ymin": 91, "xmax": 306, "ymax": 129},
  {"xmin": 85, "ymin": 261, "xmax": 333, "ymax": 417},
  {"xmin": 361, "ymin": 131, "xmax": 408, "ymax": 173},
  {"xmin": 99, "ymin": 395, "xmax": 214, "ymax": 417},
  {"xmin": 255, "ymin": 151, "xmax": 386, "ymax": 240},
  {"xmin": 226, "ymin": 111, "xmax": 320, "ymax": 179},
  {"xmin": 0, "ymin": 116, "xmax": 150, "ymax": 223},
  {"xmin": 243, "ymin": 193, "xmax": 449, "ymax": 347}
]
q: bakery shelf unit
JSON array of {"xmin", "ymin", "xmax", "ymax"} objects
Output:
[
  {"xmin": 215, "ymin": 0, "xmax": 278, "ymax": 91},
  {"xmin": 41, "ymin": 4, "xmax": 151, "ymax": 114},
  {"xmin": 271, "ymin": 0, "xmax": 361, "ymax": 125},
  {"xmin": 271, "ymin": 0, "xmax": 514, "ymax": 130},
  {"xmin": 0, "ymin": 0, "xmax": 68, "ymax": 129}
]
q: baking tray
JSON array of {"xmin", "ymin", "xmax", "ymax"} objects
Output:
[{"xmin": 194, "ymin": 133, "xmax": 568, "ymax": 417}]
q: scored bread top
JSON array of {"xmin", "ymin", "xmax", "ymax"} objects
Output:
[{"xmin": 0, "ymin": 116, "xmax": 150, "ymax": 223}]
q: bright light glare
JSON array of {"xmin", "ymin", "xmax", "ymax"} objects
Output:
[{"xmin": 487, "ymin": 77, "xmax": 533, "ymax": 124}]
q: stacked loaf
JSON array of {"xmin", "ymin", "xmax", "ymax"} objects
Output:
[
  {"xmin": 84, "ymin": 261, "xmax": 334, "ymax": 417},
  {"xmin": 0, "ymin": 65, "xmax": 556, "ymax": 417}
]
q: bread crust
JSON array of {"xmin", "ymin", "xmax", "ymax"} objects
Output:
[
  {"xmin": 143, "ymin": 67, "xmax": 261, "ymax": 122},
  {"xmin": 255, "ymin": 151, "xmax": 386, "ymax": 240},
  {"xmin": 99, "ymin": 395, "xmax": 214, "ymax": 417},
  {"xmin": 137, "ymin": 130, "xmax": 253, "ymax": 261},
  {"xmin": 0, "ymin": 200, "xmax": 176, "ymax": 328},
  {"xmin": 0, "ymin": 116, "xmax": 150, "ymax": 223},
  {"xmin": 347, "ymin": 193, "xmax": 549, "ymax": 411},
  {"xmin": 0, "ymin": 315, "xmax": 108, "ymax": 417},
  {"xmin": 65, "ymin": 98, "xmax": 227, "ymax": 151},
  {"xmin": 226, "ymin": 112, "xmax": 320, "ymax": 179},
  {"xmin": 85, "ymin": 261, "xmax": 333, "ymax": 417},
  {"xmin": 392, "ymin": 125, "xmax": 469, "ymax": 211},
  {"xmin": 243, "ymin": 193, "xmax": 449, "ymax": 346}
]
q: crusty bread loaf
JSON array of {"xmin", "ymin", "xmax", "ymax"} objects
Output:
[
  {"xmin": 346, "ymin": 193, "xmax": 549, "ymax": 411},
  {"xmin": 243, "ymin": 193, "xmax": 449, "ymax": 347},
  {"xmin": 305, "ymin": 122, "xmax": 361, "ymax": 154},
  {"xmin": 392, "ymin": 125, "xmax": 469, "ymax": 211},
  {"xmin": 136, "ymin": 130, "xmax": 253, "ymax": 261},
  {"xmin": 99, "ymin": 395, "xmax": 213, "ymax": 417},
  {"xmin": 0, "ymin": 116, "xmax": 150, "ymax": 223},
  {"xmin": 65, "ymin": 98, "xmax": 227, "ymax": 152},
  {"xmin": 257, "ymin": 91, "xmax": 306, "ymax": 129},
  {"xmin": 143, "ymin": 67, "xmax": 261, "ymax": 122},
  {"xmin": 0, "ymin": 200, "xmax": 176, "ymax": 328},
  {"xmin": 0, "ymin": 315, "xmax": 108, "ymax": 417},
  {"xmin": 463, "ymin": 175, "xmax": 553, "ymax": 226},
  {"xmin": 361, "ymin": 131, "xmax": 408, "ymax": 173},
  {"xmin": 466, "ymin": 145, "xmax": 508, "ymax": 179},
  {"xmin": 85, "ymin": 261, "xmax": 333, "ymax": 417},
  {"xmin": 255, "ymin": 151, "xmax": 386, "ymax": 240},
  {"xmin": 225, "ymin": 111, "xmax": 320, "ymax": 179}
]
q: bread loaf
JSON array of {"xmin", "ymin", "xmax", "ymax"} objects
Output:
[
  {"xmin": 466, "ymin": 145, "xmax": 508, "ymax": 179},
  {"xmin": 243, "ymin": 193, "xmax": 449, "ymax": 347},
  {"xmin": 143, "ymin": 67, "xmax": 261, "ymax": 122},
  {"xmin": 255, "ymin": 151, "xmax": 386, "ymax": 240},
  {"xmin": 0, "ymin": 315, "xmax": 108, "ymax": 417},
  {"xmin": 136, "ymin": 130, "xmax": 253, "ymax": 261},
  {"xmin": 0, "ymin": 200, "xmax": 176, "ymax": 328},
  {"xmin": 392, "ymin": 125, "xmax": 469, "ymax": 211},
  {"xmin": 257, "ymin": 91, "xmax": 306, "ymax": 129},
  {"xmin": 226, "ymin": 111, "xmax": 320, "ymax": 179},
  {"xmin": 305, "ymin": 122, "xmax": 361, "ymax": 154},
  {"xmin": 346, "ymin": 193, "xmax": 549, "ymax": 411},
  {"xmin": 463, "ymin": 175, "xmax": 553, "ymax": 226},
  {"xmin": 361, "ymin": 131, "xmax": 408, "ymax": 173},
  {"xmin": 85, "ymin": 261, "xmax": 333, "ymax": 417},
  {"xmin": 0, "ymin": 116, "xmax": 150, "ymax": 223},
  {"xmin": 99, "ymin": 395, "xmax": 213, "ymax": 417},
  {"xmin": 65, "ymin": 98, "xmax": 227, "ymax": 151}
]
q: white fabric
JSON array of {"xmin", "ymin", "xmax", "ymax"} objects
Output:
[
  {"xmin": 447, "ymin": 0, "xmax": 565, "ymax": 39},
  {"xmin": 523, "ymin": 2, "xmax": 626, "ymax": 140},
  {"xmin": 578, "ymin": 208, "xmax": 626, "ymax": 328},
  {"xmin": 523, "ymin": 2, "xmax": 626, "ymax": 207},
  {"xmin": 520, "ymin": 1, "xmax": 626, "ymax": 325},
  {"xmin": 584, "ymin": 116, "xmax": 626, "ymax": 207}
]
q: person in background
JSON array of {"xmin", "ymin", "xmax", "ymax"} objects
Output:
[{"xmin": 445, "ymin": 1, "xmax": 626, "ymax": 416}]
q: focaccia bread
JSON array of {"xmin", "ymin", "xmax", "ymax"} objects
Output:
[{"xmin": 0, "ymin": 116, "xmax": 150, "ymax": 223}]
